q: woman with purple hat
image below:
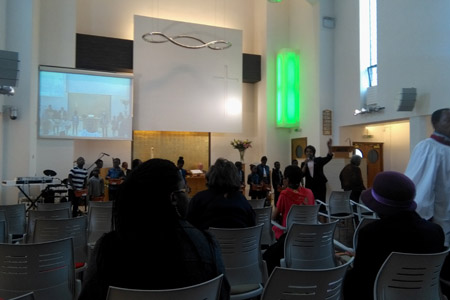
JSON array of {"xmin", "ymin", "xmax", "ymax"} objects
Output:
[{"xmin": 343, "ymin": 171, "xmax": 445, "ymax": 300}]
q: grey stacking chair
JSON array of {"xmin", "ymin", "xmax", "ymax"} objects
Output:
[
  {"xmin": 87, "ymin": 205, "xmax": 113, "ymax": 248},
  {"xmin": 0, "ymin": 203, "xmax": 27, "ymax": 243},
  {"xmin": 26, "ymin": 208, "xmax": 70, "ymax": 243},
  {"xmin": 316, "ymin": 191, "xmax": 354, "ymax": 228},
  {"xmin": 106, "ymin": 273, "xmax": 223, "ymax": 300},
  {"xmin": 88, "ymin": 200, "xmax": 114, "ymax": 209},
  {"xmin": 0, "ymin": 211, "xmax": 7, "ymax": 243},
  {"xmin": 271, "ymin": 204, "xmax": 320, "ymax": 233},
  {"xmin": 350, "ymin": 199, "xmax": 378, "ymax": 222},
  {"xmin": 248, "ymin": 198, "xmax": 265, "ymax": 209},
  {"xmin": 36, "ymin": 201, "xmax": 72, "ymax": 211},
  {"xmin": 253, "ymin": 206, "xmax": 276, "ymax": 247},
  {"xmin": 9, "ymin": 292, "xmax": 36, "ymax": 300},
  {"xmin": 261, "ymin": 258, "xmax": 354, "ymax": 300},
  {"xmin": 334, "ymin": 217, "xmax": 378, "ymax": 254},
  {"xmin": 209, "ymin": 223, "xmax": 266, "ymax": 300},
  {"xmin": 374, "ymin": 249, "xmax": 450, "ymax": 300},
  {"xmin": 281, "ymin": 221, "xmax": 339, "ymax": 269},
  {"xmin": 33, "ymin": 216, "xmax": 88, "ymax": 273},
  {"xmin": 0, "ymin": 238, "xmax": 78, "ymax": 300}
]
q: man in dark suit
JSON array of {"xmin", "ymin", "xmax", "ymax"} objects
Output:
[
  {"xmin": 300, "ymin": 138, "xmax": 333, "ymax": 203},
  {"xmin": 257, "ymin": 156, "xmax": 271, "ymax": 205},
  {"xmin": 272, "ymin": 161, "xmax": 284, "ymax": 206},
  {"xmin": 343, "ymin": 171, "xmax": 445, "ymax": 300}
]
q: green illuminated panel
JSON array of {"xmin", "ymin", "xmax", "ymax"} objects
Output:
[{"xmin": 276, "ymin": 49, "xmax": 300, "ymax": 128}]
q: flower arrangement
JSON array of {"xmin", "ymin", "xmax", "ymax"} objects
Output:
[{"xmin": 230, "ymin": 139, "xmax": 252, "ymax": 151}]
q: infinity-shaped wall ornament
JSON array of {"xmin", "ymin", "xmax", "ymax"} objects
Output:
[{"xmin": 142, "ymin": 32, "xmax": 232, "ymax": 50}]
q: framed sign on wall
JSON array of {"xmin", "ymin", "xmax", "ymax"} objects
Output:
[{"xmin": 322, "ymin": 109, "xmax": 332, "ymax": 135}]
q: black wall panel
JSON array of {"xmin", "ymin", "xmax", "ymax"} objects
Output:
[{"xmin": 76, "ymin": 34, "xmax": 261, "ymax": 83}]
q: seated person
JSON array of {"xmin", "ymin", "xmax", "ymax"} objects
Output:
[
  {"xmin": 343, "ymin": 171, "xmax": 445, "ymax": 300},
  {"xmin": 262, "ymin": 165, "xmax": 315, "ymax": 274},
  {"xmin": 187, "ymin": 158, "xmax": 256, "ymax": 230},
  {"xmin": 79, "ymin": 158, "xmax": 230, "ymax": 300}
]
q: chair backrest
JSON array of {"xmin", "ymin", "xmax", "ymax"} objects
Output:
[
  {"xmin": 374, "ymin": 249, "xmax": 450, "ymax": 300},
  {"xmin": 248, "ymin": 198, "xmax": 265, "ymax": 209},
  {"xmin": 0, "ymin": 211, "xmax": 7, "ymax": 243},
  {"xmin": 36, "ymin": 201, "xmax": 72, "ymax": 211},
  {"xmin": 88, "ymin": 200, "xmax": 114, "ymax": 209},
  {"xmin": 328, "ymin": 191, "xmax": 352, "ymax": 217},
  {"xmin": 87, "ymin": 206, "xmax": 113, "ymax": 245},
  {"xmin": 261, "ymin": 259, "xmax": 354, "ymax": 300},
  {"xmin": 0, "ymin": 203, "xmax": 26, "ymax": 236},
  {"xmin": 350, "ymin": 200, "xmax": 378, "ymax": 222},
  {"xmin": 27, "ymin": 208, "xmax": 71, "ymax": 242},
  {"xmin": 286, "ymin": 204, "xmax": 320, "ymax": 229},
  {"xmin": 0, "ymin": 220, "xmax": 6, "ymax": 243},
  {"xmin": 208, "ymin": 224, "xmax": 265, "ymax": 287},
  {"xmin": 9, "ymin": 292, "xmax": 36, "ymax": 300},
  {"xmin": 0, "ymin": 238, "xmax": 76, "ymax": 300},
  {"xmin": 253, "ymin": 206, "xmax": 275, "ymax": 246},
  {"xmin": 33, "ymin": 216, "xmax": 88, "ymax": 265},
  {"xmin": 283, "ymin": 221, "xmax": 338, "ymax": 269},
  {"xmin": 106, "ymin": 273, "xmax": 224, "ymax": 300}
]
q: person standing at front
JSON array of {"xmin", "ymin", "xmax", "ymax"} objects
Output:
[{"xmin": 68, "ymin": 157, "xmax": 88, "ymax": 217}]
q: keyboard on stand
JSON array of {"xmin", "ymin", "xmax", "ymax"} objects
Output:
[{"xmin": 2, "ymin": 176, "xmax": 55, "ymax": 186}]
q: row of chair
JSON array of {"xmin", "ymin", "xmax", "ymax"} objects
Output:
[
  {"xmin": 1, "ymin": 222, "xmax": 447, "ymax": 300},
  {"xmin": 0, "ymin": 201, "xmax": 113, "ymax": 245},
  {"xmin": 249, "ymin": 191, "xmax": 377, "ymax": 224},
  {"xmin": 1, "ymin": 200, "xmax": 447, "ymax": 299},
  {"xmin": 0, "ymin": 201, "xmax": 114, "ymax": 300},
  {"xmin": 104, "ymin": 247, "xmax": 450, "ymax": 300}
]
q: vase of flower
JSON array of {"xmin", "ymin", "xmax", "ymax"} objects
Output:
[
  {"xmin": 230, "ymin": 139, "xmax": 252, "ymax": 163},
  {"xmin": 239, "ymin": 149, "xmax": 245, "ymax": 162}
]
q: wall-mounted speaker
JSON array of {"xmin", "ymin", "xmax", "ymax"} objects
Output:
[
  {"xmin": 243, "ymin": 53, "xmax": 261, "ymax": 83},
  {"xmin": 397, "ymin": 87, "xmax": 417, "ymax": 111},
  {"xmin": 76, "ymin": 34, "xmax": 133, "ymax": 73},
  {"xmin": 0, "ymin": 50, "xmax": 19, "ymax": 87},
  {"xmin": 76, "ymin": 34, "xmax": 262, "ymax": 83}
]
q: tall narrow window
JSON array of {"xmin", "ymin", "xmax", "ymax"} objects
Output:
[{"xmin": 360, "ymin": 0, "xmax": 377, "ymax": 88}]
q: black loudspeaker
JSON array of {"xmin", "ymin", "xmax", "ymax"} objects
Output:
[
  {"xmin": 0, "ymin": 50, "xmax": 19, "ymax": 95},
  {"xmin": 0, "ymin": 50, "xmax": 19, "ymax": 86},
  {"xmin": 76, "ymin": 34, "xmax": 262, "ymax": 84},
  {"xmin": 243, "ymin": 53, "xmax": 261, "ymax": 84},
  {"xmin": 76, "ymin": 34, "xmax": 133, "ymax": 73},
  {"xmin": 397, "ymin": 88, "xmax": 417, "ymax": 111}
]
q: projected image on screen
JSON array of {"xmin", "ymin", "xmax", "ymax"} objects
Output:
[{"xmin": 38, "ymin": 66, "xmax": 133, "ymax": 140}]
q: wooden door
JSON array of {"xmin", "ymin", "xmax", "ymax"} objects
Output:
[
  {"xmin": 291, "ymin": 137, "xmax": 308, "ymax": 162},
  {"xmin": 353, "ymin": 142, "xmax": 383, "ymax": 188}
]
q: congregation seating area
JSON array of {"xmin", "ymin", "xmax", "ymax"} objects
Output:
[
  {"xmin": 0, "ymin": 194, "xmax": 448, "ymax": 300},
  {"xmin": 0, "ymin": 201, "xmax": 113, "ymax": 300}
]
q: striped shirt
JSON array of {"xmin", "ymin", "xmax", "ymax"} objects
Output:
[{"xmin": 69, "ymin": 166, "xmax": 88, "ymax": 190}]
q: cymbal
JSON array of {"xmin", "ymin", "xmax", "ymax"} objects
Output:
[{"xmin": 43, "ymin": 169, "xmax": 57, "ymax": 177}]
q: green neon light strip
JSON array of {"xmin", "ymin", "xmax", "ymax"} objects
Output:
[{"xmin": 276, "ymin": 49, "xmax": 300, "ymax": 128}]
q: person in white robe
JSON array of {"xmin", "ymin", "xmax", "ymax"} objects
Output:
[{"xmin": 405, "ymin": 108, "xmax": 450, "ymax": 246}]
